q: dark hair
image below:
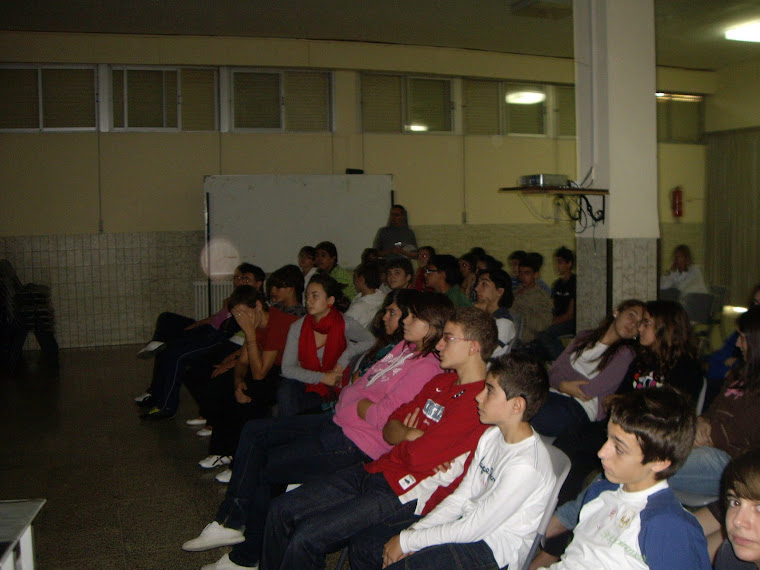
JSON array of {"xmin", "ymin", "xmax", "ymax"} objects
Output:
[
  {"xmin": 354, "ymin": 262, "xmax": 382, "ymax": 290},
  {"xmin": 236, "ymin": 263, "xmax": 265, "ymax": 283},
  {"xmin": 478, "ymin": 254, "xmax": 504, "ymax": 272},
  {"xmin": 476, "ymin": 268, "xmax": 513, "ymax": 309},
  {"xmin": 228, "ymin": 284, "xmax": 268, "ymax": 311},
  {"xmin": 361, "ymin": 248, "xmax": 379, "ymax": 264},
  {"xmin": 386, "ymin": 257, "xmax": 414, "ymax": 278},
  {"xmin": 268, "ymin": 264, "xmax": 305, "ymax": 303},
  {"xmin": 607, "ymin": 387, "xmax": 696, "ymax": 480},
  {"xmin": 555, "ymin": 246, "xmax": 575, "ymax": 266},
  {"xmin": 731, "ymin": 304, "xmax": 760, "ymax": 394},
  {"xmin": 572, "ymin": 299, "xmax": 645, "ymax": 373},
  {"xmin": 418, "ymin": 245, "xmax": 436, "ymax": 258},
  {"xmin": 366, "ymin": 289, "xmax": 416, "ymax": 360},
  {"xmin": 307, "ymin": 273, "xmax": 347, "ymax": 309},
  {"xmin": 749, "ymin": 283, "xmax": 760, "ymax": 308},
  {"xmin": 644, "ymin": 300, "xmax": 698, "ymax": 374},
  {"xmin": 723, "ymin": 448, "xmax": 760, "ymax": 503},
  {"xmin": 673, "ymin": 244, "xmax": 693, "ymax": 267},
  {"xmin": 388, "ymin": 204, "xmax": 409, "ymax": 226},
  {"xmin": 489, "ymin": 353, "xmax": 549, "ymax": 421},
  {"xmin": 406, "ymin": 292, "xmax": 455, "ymax": 357},
  {"xmin": 508, "ymin": 250, "xmax": 527, "ymax": 263},
  {"xmin": 315, "ymin": 241, "xmax": 338, "ymax": 264},
  {"xmin": 520, "ymin": 252, "xmax": 543, "ymax": 272},
  {"xmin": 299, "ymin": 246, "xmax": 316, "ymax": 261},
  {"xmin": 468, "ymin": 247, "xmax": 487, "ymax": 258},
  {"xmin": 459, "ymin": 253, "xmax": 478, "ymax": 275},
  {"xmin": 450, "ymin": 306, "xmax": 499, "ymax": 362},
  {"xmin": 430, "ymin": 254, "xmax": 462, "ymax": 286}
]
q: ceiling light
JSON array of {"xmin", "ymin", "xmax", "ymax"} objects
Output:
[
  {"xmin": 407, "ymin": 123, "xmax": 428, "ymax": 132},
  {"xmin": 725, "ymin": 21, "xmax": 760, "ymax": 42},
  {"xmin": 506, "ymin": 91, "xmax": 546, "ymax": 105}
]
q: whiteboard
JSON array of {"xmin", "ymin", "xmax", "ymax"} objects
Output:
[{"xmin": 204, "ymin": 174, "xmax": 393, "ymax": 276}]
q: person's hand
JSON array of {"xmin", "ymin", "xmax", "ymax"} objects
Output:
[
  {"xmin": 402, "ymin": 408, "xmax": 425, "ymax": 441},
  {"xmin": 558, "ymin": 379, "xmax": 592, "ymax": 401},
  {"xmin": 382, "ymin": 535, "xmax": 409, "ymax": 568},
  {"xmin": 234, "ymin": 381, "xmax": 252, "ymax": 404},
  {"xmin": 433, "ymin": 460, "xmax": 452, "ymax": 474},
  {"xmin": 694, "ymin": 417, "xmax": 712, "ymax": 447},
  {"xmin": 322, "ymin": 365, "xmax": 343, "ymax": 387},
  {"xmin": 232, "ymin": 304, "xmax": 259, "ymax": 334}
]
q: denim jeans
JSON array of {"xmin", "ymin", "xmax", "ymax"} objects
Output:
[
  {"xmin": 216, "ymin": 415, "xmax": 371, "ymax": 568},
  {"xmin": 260, "ymin": 466, "xmax": 417, "ymax": 570},
  {"xmin": 348, "ymin": 509, "xmax": 420, "ymax": 570},
  {"xmin": 668, "ymin": 445, "xmax": 731, "ymax": 496},
  {"xmin": 276, "ymin": 376, "xmax": 326, "ymax": 417},
  {"xmin": 530, "ymin": 392, "xmax": 590, "ymax": 438},
  {"xmin": 151, "ymin": 311, "xmax": 196, "ymax": 343}
]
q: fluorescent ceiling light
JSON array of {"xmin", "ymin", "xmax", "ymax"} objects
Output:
[
  {"xmin": 506, "ymin": 91, "xmax": 546, "ymax": 105},
  {"xmin": 407, "ymin": 123, "xmax": 428, "ymax": 132},
  {"xmin": 726, "ymin": 21, "xmax": 760, "ymax": 42}
]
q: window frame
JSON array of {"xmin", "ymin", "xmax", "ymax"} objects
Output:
[
  {"xmin": 0, "ymin": 63, "xmax": 98, "ymax": 132},
  {"xmin": 404, "ymin": 75, "xmax": 454, "ymax": 134},
  {"xmin": 111, "ymin": 65, "xmax": 181, "ymax": 132}
]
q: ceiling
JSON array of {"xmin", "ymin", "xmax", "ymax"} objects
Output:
[{"xmin": 2, "ymin": 0, "xmax": 760, "ymax": 71}]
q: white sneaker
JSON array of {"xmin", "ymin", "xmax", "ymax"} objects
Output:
[
  {"xmin": 200, "ymin": 553, "xmax": 257, "ymax": 569},
  {"xmin": 182, "ymin": 522, "xmax": 245, "ymax": 552},
  {"xmin": 197, "ymin": 427, "xmax": 213, "ymax": 437},
  {"xmin": 136, "ymin": 341, "xmax": 165, "ymax": 359},
  {"xmin": 199, "ymin": 455, "xmax": 232, "ymax": 469},
  {"xmin": 215, "ymin": 468, "xmax": 232, "ymax": 484},
  {"xmin": 133, "ymin": 392, "xmax": 152, "ymax": 403},
  {"xmin": 186, "ymin": 417, "xmax": 207, "ymax": 427}
]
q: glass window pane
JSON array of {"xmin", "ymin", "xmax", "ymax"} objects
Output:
[
  {"xmin": 656, "ymin": 97, "xmax": 669, "ymax": 141},
  {"xmin": 128, "ymin": 70, "xmax": 165, "ymax": 127},
  {"xmin": 234, "ymin": 72, "xmax": 280, "ymax": 129},
  {"xmin": 42, "ymin": 68, "xmax": 96, "ymax": 128},
  {"xmin": 463, "ymin": 79, "xmax": 499, "ymax": 135},
  {"xmin": 181, "ymin": 68, "xmax": 216, "ymax": 131},
  {"xmin": 556, "ymin": 85, "xmax": 575, "ymax": 137},
  {"xmin": 505, "ymin": 83, "xmax": 545, "ymax": 135},
  {"xmin": 0, "ymin": 68, "xmax": 39, "ymax": 129},
  {"xmin": 112, "ymin": 69, "xmax": 125, "ymax": 128},
  {"xmin": 164, "ymin": 70, "xmax": 178, "ymax": 128},
  {"xmin": 361, "ymin": 74, "xmax": 402, "ymax": 132},
  {"xmin": 284, "ymin": 71, "xmax": 330, "ymax": 131},
  {"xmin": 407, "ymin": 77, "xmax": 451, "ymax": 132},
  {"xmin": 670, "ymin": 99, "xmax": 702, "ymax": 142}
]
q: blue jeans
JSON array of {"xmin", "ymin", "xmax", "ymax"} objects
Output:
[
  {"xmin": 276, "ymin": 377, "xmax": 326, "ymax": 417},
  {"xmin": 217, "ymin": 415, "xmax": 371, "ymax": 568},
  {"xmin": 260, "ymin": 466, "xmax": 417, "ymax": 570},
  {"xmin": 530, "ymin": 392, "xmax": 590, "ymax": 438},
  {"xmin": 668, "ymin": 446, "xmax": 731, "ymax": 496}
]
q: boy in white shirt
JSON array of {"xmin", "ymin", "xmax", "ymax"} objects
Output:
[
  {"xmin": 352, "ymin": 352, "xmax": 557, "ymax": 570},
  {"xmin": 540, "ymin": 388, "xmax": 711, "ymax": 570}
]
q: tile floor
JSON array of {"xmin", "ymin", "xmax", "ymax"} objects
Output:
[{"xmin": 0, "ymin": 346, "xmax": 343, "ymax": 569}]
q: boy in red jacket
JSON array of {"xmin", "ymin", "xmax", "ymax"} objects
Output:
[{"xmin": 257, "ymin": 307, "xmax": 497, "ymax": 570}]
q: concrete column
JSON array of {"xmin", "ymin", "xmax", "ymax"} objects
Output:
[{"xmin": 574, "ymin": 0, "xmax": 660, "ymax": 329}]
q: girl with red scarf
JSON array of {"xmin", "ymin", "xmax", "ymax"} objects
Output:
[{"xmin": 278, "ymin": 273, "xmax": 374, "ymax": 416}]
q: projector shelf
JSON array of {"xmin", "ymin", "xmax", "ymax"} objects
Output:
[{"xmin": 499, "ymin": 186, "xmax": 609, "ymax": 195}]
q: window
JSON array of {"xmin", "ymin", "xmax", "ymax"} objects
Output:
[
  {"xmin": 0, "ymin": 66, "xmax": 96, "ymax": 130},
  {"xmin": 112, "ymin": 66, "xmax": 217, "ymax": 130},
  {"xmin": 463, "ymin": 79, "xmax": 500, "ymax": 135},
  {"xmin": 505, "ymin": 82, "xmax": 546, "ymax": 135},
  {"xmin": 556, "ymin": 85, "xmax": 576, "ymax": 137},
  {"xmin": 232, "ymin": 70, "xmax": 331, "ymax": 131},
  {"xmin": 361, "ymin": 73, "xmax": 453, "ymax": 133},
  {"xmin": 656, "ymin": 92, "xmax": 703, "ymax": 143}
]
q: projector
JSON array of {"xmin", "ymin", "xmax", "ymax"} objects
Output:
[{"xmin": 519, "ymin": 174, "xmax": 569, "ymax": 188}]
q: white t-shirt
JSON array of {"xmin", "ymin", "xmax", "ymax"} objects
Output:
[{"xmin": 400, "ymin": 427, "xmax": 556, "ymax": 569}]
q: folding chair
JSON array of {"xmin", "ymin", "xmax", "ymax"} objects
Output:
[
  {"xmin": 682, "ymin": 292, "xmax": 716, "ymax": 355},
  {"xmin": 522, "ymin": 438, "xmax": 572, "ymax": 570}
]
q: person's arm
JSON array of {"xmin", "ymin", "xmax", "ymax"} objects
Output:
[
  {"xmin": 336, "ymin": 316, "xmax": 375, "ymax": 370},
  {"xmin": 578, "ymin": 347, "xmax": 635, "ymax": 400},
  {"xmin": 552, "ymin": 297, "xmax": 575, "ymax": 325},
  {"xmin": 233, "ymin": 349, "xmax": 252, "ymax": 404},
  {"xmin": 363, "ymin": 357, "xmax": 440, "ymax": 429},
  {"xmin": 640, "ymin": 513, "xmax": 712, "ymax": 569},
  {"xmin": 383, "ymin": 408, "xmax": 426, "ymax": 444},
  {"xmin": 401, "ymin": 462, "xmax": 545, "ymax": 553}
]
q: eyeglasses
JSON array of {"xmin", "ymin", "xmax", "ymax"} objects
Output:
[
  {"xmin": 441, "ymin": 335, "xmax": 470, "ymax": 344},
  {"xmin": 424, "ymin": 268, "xmax": 440, "ymax": 274}
]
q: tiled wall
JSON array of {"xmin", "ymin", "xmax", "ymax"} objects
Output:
[{"xmin": 0, "ymin": 231, "xmax": 205, "ymax": 349}]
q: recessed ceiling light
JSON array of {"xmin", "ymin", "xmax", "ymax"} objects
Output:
[
  {"xmin": 725, "ymin": 21, "xmax": 760, "ymax": 42},
  {"xmin": 506, "ymin": 91, "xmax": 546, "ymax": 105},
  {"xmin": 407, "ymin": 123, "xmax": 428, "ymax": 132}
]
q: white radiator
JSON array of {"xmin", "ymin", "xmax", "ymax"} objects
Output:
[{"xmin": 193, "ymin": 280, "xmax": 235, "ymax": 320}]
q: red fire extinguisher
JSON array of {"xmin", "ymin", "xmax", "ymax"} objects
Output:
[{"xmin": 671, "ymin": 186, "xmax": 683, "ymax": 218}]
